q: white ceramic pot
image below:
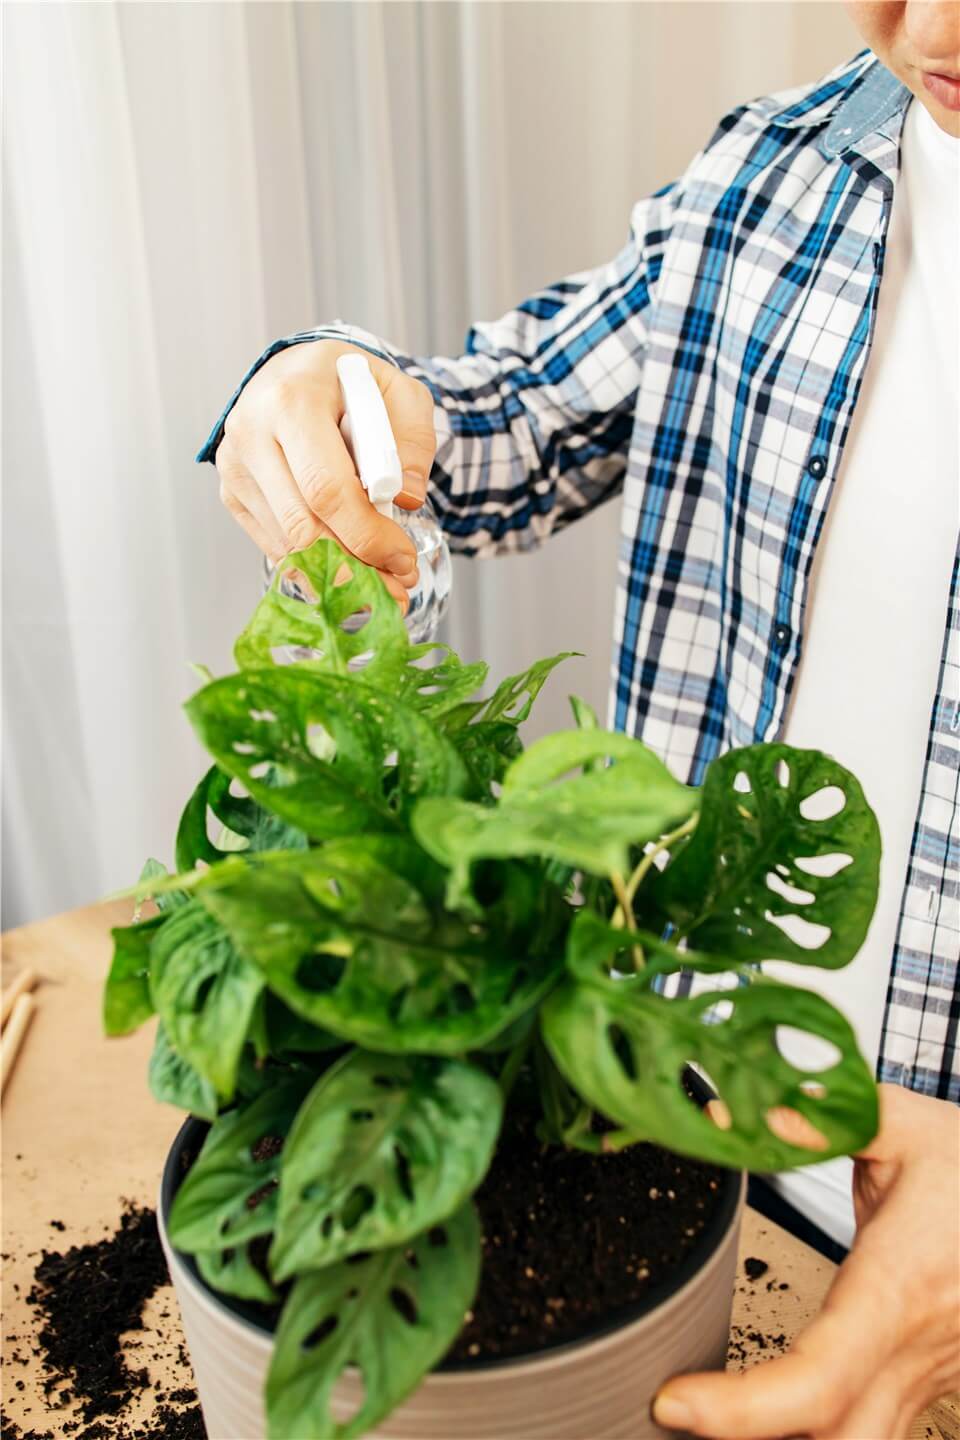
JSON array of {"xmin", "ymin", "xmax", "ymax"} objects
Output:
[{"xmin": 159, "ymin": 1120, "xmax": 745, "ymax": 1440}]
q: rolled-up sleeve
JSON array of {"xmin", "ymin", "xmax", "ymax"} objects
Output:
[{"xmin": 198, "ymin": 187, "xmax": 677, "ymax": 557}]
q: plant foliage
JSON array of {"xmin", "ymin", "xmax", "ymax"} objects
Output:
[{"xmin": 106, "ymin": 538, "xmax": 881, "ymax": 1439}]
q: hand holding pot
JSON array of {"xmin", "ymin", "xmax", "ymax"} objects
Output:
[
  {"xmin": 653, "ymin": 1083, "xmax": 960, "ymax": 1439},
  {"xmin": 215, "ymin": 338, "xmax": 436, "ymax": 600}
]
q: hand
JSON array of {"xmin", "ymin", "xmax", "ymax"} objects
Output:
[
  {"xmin": 215, "ymin": 339, "xmax": 437, "ymax": 603},
  {"xmin": 653, "ymin": 1084, "xmax": 960, "ymax": 1439}
]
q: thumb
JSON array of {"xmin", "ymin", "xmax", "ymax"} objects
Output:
[{"xmin": 374, "ymin": 360, "xmax": 437, "ymax": 509}]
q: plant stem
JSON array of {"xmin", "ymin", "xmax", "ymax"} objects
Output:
[
  {"xmin": 626, "ymin": 813, "xmax": 698, "ymax": 904},
  {"xmin": 610, "ymin": 871, "xmax": 645, "ymax": 969},
  {"xmin": 610, "ymin": 813, "xmax": 699, "ymax": 928},
  {"xmin": 498, "ymin": 1028, "xmax": 535, "ymax": 1101}
]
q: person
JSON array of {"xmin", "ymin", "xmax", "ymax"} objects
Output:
[{"xmin": 200, "ymin": 2, "xmax": 960, "ymax": 1435}]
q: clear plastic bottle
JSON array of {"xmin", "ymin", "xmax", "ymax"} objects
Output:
[{"xmin": 394, "ymin": 496, "xmax": 451, "ymax": 644}]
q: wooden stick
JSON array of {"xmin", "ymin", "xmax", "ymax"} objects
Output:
[
  {"xmin": 1, "ymin": 967, "xmax": 38, "ymax": 1028},
  {"xmin": 1, "ymin": 993, "xmax": 36, "ymax": 1096}
]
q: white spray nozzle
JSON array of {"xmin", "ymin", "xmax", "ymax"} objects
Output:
[{"xmin": 336, "ymin": 353, "xmax": 402, "ymax": 517}]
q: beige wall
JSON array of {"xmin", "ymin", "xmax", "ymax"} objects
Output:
[{"xmin": 476, "ymin": 2, "xmax": 862, "ymax": 316}]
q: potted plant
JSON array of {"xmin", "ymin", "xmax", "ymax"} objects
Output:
[{"xmin": 105, "ymin": 539, "xmax": 881, "ymax": 1440}]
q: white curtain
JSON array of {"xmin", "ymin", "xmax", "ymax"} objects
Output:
[{"xmin": 2, "ymin": 0, "xmax": 859, "ymax": 927}]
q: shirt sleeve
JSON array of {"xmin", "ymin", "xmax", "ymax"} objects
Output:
[{"xmin": 197, "ymin": 188, "xmax": 677, "ymax": 556}]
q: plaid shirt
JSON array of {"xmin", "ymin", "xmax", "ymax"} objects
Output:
[{"xmin": 201, "ymin": 52, "xmax": 959, "ymax": 1103}]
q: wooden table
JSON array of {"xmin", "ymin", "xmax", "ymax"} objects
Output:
[{"xmin": 1, "ymin": 901, "xmax": 956, "ymax": 1440}]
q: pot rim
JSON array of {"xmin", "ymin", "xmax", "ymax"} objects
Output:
[{"xmin": 160, "ymin": 1103, "xmax": 744, "ymax": 1376}]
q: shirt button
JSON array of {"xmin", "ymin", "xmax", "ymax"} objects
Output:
[
  {"xmin": 773, "ymin": 623, "xmax": 791, "ymax": 652},
  {"xmin": 806, "ymin": 454, "xmax": 827, "ymax": 479}
]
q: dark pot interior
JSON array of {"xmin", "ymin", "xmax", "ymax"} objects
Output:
[{"xmin": 160, "ymin": 1069, "xmax": 742, "ymax": 1372}]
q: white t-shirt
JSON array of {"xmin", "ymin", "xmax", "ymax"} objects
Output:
[{"xmin": 769, "ymin": 99, "xmax": 960, "ymax": 1247}]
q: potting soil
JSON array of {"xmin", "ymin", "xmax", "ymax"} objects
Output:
[{"xmin": 1, "ymin": 1204, "xmax": 205, "ymax": 1439}]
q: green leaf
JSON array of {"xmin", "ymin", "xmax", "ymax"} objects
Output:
[
  {"xmin": 137, "ymin": 858, "xmax": 188, "ymax": 915},
  {"xmin": 441, "ymin": 651, "xmax": 576, "ymax": 734},
  {"xmin": 568, "ymin": 693, "xmax": 599, "ymax": 731},
  {"xmin": 270, "ymin": 1052, "xmax": 501, "ymax": 1280},
  {"xmin": 236, "ymin": 539, "xmax": 488, "ymax": 719},
  {"xmin": 149, "ymin": 899, "xmax": 264, "ymax": 1102},
  {"xmin": 196, "ymin": 842, "xmax": 566, "ymax": 1055},
  {"xmin": 104, "ymin": 916, "xmax": 162, "ymax": 1035},
  {"xmin": 563, "ymin": 907, "xmax": 740, "ymax": 989},
  {"xmin": 541, "ymin": 966, "xmax": 878, "ymax": 1170},
  {"xmin": 197, "ymin": 1242, "xmax": 278, "ymax": 1305},
  {"xmin": 266, "ymin": 1203, "xmax": 480, "ymax": 1440},
  {"xmin": 450, "ymin": 720, "xmax": 523, "ymax": 800},
  {"xmin": 473, "ymin": 651, "xmax": 577, "ymax": 726},
  {"xmin": 236, "ymin": 541, "xmax": 411, "ymax": 678},
  {"xmin": 169, "ymin": 1077, "xmax": 312, "ymax": 1253},
  {"xmin": 414, "ymin": 728, "xmax": 698, "ymax": 906},
  {"xmin": 648, "ymin": 743, "xmax": 881, "ymax": 968},
  {"xmin": 185, "ymin": 667, "xmax": 468, "ymax": 843},
  {"xmin": 176, "ymin": 765, "xmax": 308, "ymax": 873},
  {"xmin": 264, "ymin": 993, "xmax": 345, "ymax": 1056},
  {"xmin": 148, "ymin": 1023, "xmax": 217, "ymax": 1120}
]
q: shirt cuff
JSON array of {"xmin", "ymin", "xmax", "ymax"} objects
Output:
[{"xmin": 195, "ymin": 325, "xmax": 396, "ymax": 464}]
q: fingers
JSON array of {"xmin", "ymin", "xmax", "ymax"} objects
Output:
[
  {"xmin": 653, "ymin": 1291, "xmax": 892, "ymax": 1439},
  {"xmin": 215, "ymin": 340, "xmax": 434, "ymax": 578},
  {"xmin": 377, "ymin": 569, "xmax": 411, "ymax": 613},
  {"xmin": 766, "ymin": 1105, "xmax": 830, "ymax": 1152},
  {"xmin": 375, "ymin": 361, "xmax": 436, "ymax": 509},
  {"xmin": 217, "ymin": 441, "xmax": 287, "ymax": 560},
  {"xmin": 227, "ymin": 498, "xmax": 285, "ymax": 564},
  {"xmin": 276, "ymin": 405, "xmax": 419, "ymax": 581}
]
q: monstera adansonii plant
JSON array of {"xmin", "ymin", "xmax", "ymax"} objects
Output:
[{"xmin": 105, "ymin": 537, "xmax": 880, "ymax": 1440}]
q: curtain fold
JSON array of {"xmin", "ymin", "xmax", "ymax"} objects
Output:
[{"xmin": 2, "ymin": 0, "xmax": 859, "ymax": 925}]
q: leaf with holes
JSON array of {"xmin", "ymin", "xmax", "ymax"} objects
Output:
[
  {"xmin": 266, "ymin": 1202, "xmax": 480, "ymax": 1440},
  {"xmin": 185, "ymin": 667, "xmax": 468, "ymax": 843},
  {"xmin": 149, "ymin": 898, "xmax": 264, "ymax": 1102},
  {"xmin": 413, "ymin": 728, "xmax": 698, "ymax": 906},
  {"xmin": 541, "ymin": 967, "xmax": 878, "ymax": 1169},
  {"xmin": 195, "ymin": 840, "xmax": 566, "ymax": 1055},
  {"xmin": 169, "ymin": 1076, "xmax": 313, "ymax": 1253},
  {"xmin": 564, "ymin": 907, "xmax": 747, "ymax": 990},
  {"xmin": 441, "ymin": 651, "xmax": 576, "ymax": 733},
  {"xmin": 269, "ymin": 1052, "xmax": 500, "ymax": 1280},
  {"xmin": 148, "ymin": 1023, "xmax": 217, "ymax": 1121},
  {"xmin": 449, "ymin": 720, "xmax": 524, "ymax": 800},
  {"xmin": 236, "ymin": 539, "xmax": 489, "ymax": 718},
  {"xmin": 647, "ymin": 744, "xmax": 880, "ymax": 968},
  {"xmin": 197, "ymin": 1242, "xmax": 278, "ymax": 1305},
  {"xmin": 175, "ymin": 764, "xmax": 307, "ymax": 872},
  {"xmin": 473, "ymin": 651, "xmax": 578, "ymax": 726}
]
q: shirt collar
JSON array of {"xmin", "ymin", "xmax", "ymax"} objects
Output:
[
  {"xmin": 768, "ymin": 51, "xmax": 911, "ymax": 160},
  {"xmin": 818, "ymin": 60, "xmax": 911, "ymax": 159}
]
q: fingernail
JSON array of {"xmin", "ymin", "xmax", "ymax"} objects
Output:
[
  {"xmin": 386, "ymin": 551, "xmax": 417, "ymax": 578},
  {"xmin": 652, "ymin": 1392, "xmax": 694, "ymax": 1431},
  {"xmin": 399, "ymin": 470, "xmax": 427, "ymax": 503}
]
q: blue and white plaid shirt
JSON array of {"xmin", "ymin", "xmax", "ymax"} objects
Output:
[{"xmin": 201, "ymin": 52, "xmax": 959, "ymax": 1104}]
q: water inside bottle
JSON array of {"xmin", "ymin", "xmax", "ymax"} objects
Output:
[{"xmin": 396, "ymin": 499, "xmax": 451, "ymax": 644}]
